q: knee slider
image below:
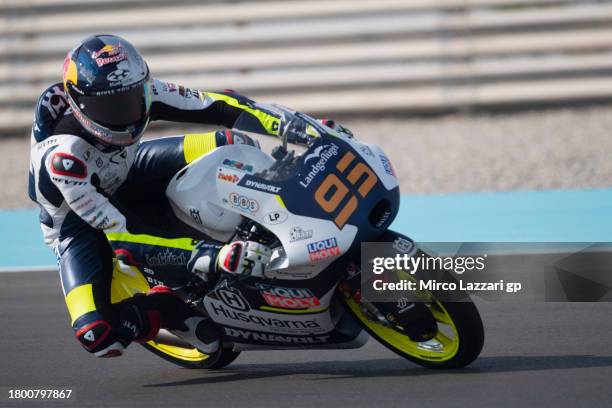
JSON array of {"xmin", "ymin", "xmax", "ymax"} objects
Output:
[{"xmin": 75, "ymin": 319, "xmax": 124, "ymax": 357}]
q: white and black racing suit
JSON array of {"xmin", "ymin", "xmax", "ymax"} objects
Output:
[{"xmin": 28, "ymin": 79, "xmax": 284, "ymax": 356}]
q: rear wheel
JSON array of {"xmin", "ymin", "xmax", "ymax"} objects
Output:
[
  {"xmin": 141, "ymin": 339, "xmax": 240, "ymax": 369},
  {"xmin": 345, "ymin": 296, "xmax": 484, "ymax": 368}
]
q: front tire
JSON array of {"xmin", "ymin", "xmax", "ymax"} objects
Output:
[{"xmin": 345, "ymin": 296, "xmax": 484, "ymax": 368}]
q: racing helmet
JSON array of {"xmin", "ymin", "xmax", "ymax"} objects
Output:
[{"xmin": 63, "ymin": 34, "xmax": 152, "ymax": 146}]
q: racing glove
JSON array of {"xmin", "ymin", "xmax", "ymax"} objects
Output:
[
  {"xmin": 279, "ymin": 113, "xmax": 315, "ymax": 146},
  {"xmin": 217, "ymin": 241, "xmax": 272, "ymax": 278},
  {"xmin": 280, "ymin": 116, "xmax": 354, "ymax": 145},
  {"xmin": 320, "ymin": 119, "xmax": 354, "ymax": 138},
  {"xmin": 188, "ymin": 241, "xmax": 272, "ymax": 282}
]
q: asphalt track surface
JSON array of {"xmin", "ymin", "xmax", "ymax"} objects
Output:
[{"xmin": 1, "ymin": 271, "xmax": 612, "ymax": 408}]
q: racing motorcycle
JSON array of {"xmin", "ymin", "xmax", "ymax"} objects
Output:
[{"xmin": 108, "ymin": 109, "xmax": 484, "ymax": 369}]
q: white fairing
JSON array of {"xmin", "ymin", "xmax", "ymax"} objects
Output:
[
  {"xmin": 343, "ymin": 137, "xmax": 399, "ymax": 192},
  {"xmin": 166, "ymin": 142, "xmax": 358, "ymax": 279},
  {"xmin": 166, "ymin": 144, "xmax": 274, "ymax": 242},
  {"xmin": 166, "ymin": 134, "xmax": 391, "ymax": 280},
  {"xmin": 161, "ymin": 122, "xmax": 402, "ymax": 349}
]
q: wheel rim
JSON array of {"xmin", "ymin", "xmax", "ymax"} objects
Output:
[
  {"xmin": 345, "ymin": 297, "xmax": 460, "ymax": 362},
  {"xmin": 145, "ymin": 341, "xmax": 210, "ymax": 362}
]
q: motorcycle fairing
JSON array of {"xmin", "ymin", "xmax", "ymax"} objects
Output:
[
  {"xmin": 196, "ymin": 266, "xmax": 365, "ymax": 347},
  {"xmin": 166, "ymin": 142, "xmax": 359, "ymax": 277},
  {"xmin": 166, "ymin": 131, "xmax": 400, "ymax": 278},
  {"xmin": 274, "ymin": 135, "xmax": 400, "ymax": 244},
  {"xmin": 202, "ymin": 276, "xmax": 366, "ymax": 348},
  {"xmin": 162, "ymin": 130, "xmax": 401, "ymax": 347},
  {"xmin": 166, "ymin": 144, "xmax": 273, "ymax": 242}
]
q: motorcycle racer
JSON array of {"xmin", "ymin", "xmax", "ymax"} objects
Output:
[
  {"xmin": 29, "ymin": 34, "xmax": 432, "ymax": 360},
  {"xmin": 28, "ymin": 34, "xmax": 323, "ymax": 358}
]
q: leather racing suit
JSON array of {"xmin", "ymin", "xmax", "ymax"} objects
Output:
[{"xmin": 29, "ymin": 79, "xmax": 285, "ymax": 357}]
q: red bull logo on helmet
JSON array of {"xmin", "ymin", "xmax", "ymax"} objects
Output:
[{"xmin": 93, "ymin": 43, "xmax": 127, "ymax": 67}]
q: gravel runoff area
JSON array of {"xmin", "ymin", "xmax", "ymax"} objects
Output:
[{"xmin": 2, "ymin": 105, "xmax": 611, "ymax": 209}]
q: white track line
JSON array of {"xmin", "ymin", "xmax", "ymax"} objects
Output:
[{"xmin": 0, "ymin": 265, "xmax": 56, "ymax": 273}]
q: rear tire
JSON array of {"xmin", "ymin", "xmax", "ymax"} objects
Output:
[{"xmin": 141, "ymin": 342, "xmax": 241, "ymax": 369}]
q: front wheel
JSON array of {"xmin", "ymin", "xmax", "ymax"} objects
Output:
[{"xmin": 344, "ymin": 296, "xmax": 484, "ymax": 368}]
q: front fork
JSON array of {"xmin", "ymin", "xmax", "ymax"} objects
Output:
[
  {"xmin": 338, "ymin": 263, "xmax": 392, "ymax": 326},
  {"xmin": 337, "ymin": 230, "xmax": 438, "ymax": 341}
]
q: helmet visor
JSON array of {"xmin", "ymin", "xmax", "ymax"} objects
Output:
[{"xmin": 78, "ymin": 81, "xmax": 151, "ymax": 129}]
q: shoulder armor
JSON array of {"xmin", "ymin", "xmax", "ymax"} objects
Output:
[{"xmin": 33, "ymin": 82, "xmax": 69, "ymax": 142}]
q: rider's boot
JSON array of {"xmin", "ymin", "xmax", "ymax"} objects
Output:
[{"xmin": 137, "ymin": 285, "xmax": 221, "ymax": 354}]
